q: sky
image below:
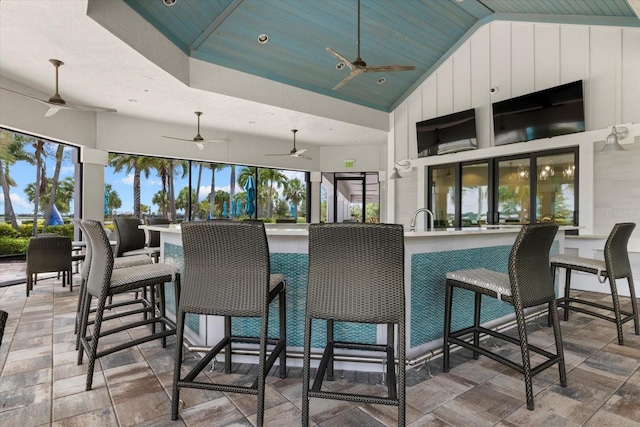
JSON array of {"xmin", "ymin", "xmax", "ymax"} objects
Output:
[{"xmin": 0, "ymin": 142, "xmax": 305, "ymax": 217}]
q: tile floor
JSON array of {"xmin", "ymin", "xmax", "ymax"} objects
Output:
[{"xmin": 1, "ymin": 269, "xmax": 639, "ymax": 426}]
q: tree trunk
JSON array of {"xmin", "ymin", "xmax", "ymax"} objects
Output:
[
  {"xmin": 194, "ymin": 163, "xmax": 202, "ymax": 219},
  {"xmin": 168, "ymin": 162, "xmax": 176, "ymax": 222},
  {"xmin": 134, "ymin": 167, "xmax": 141, "ymax": 219},
  {"xmin": 43, "ymin": 144, "xmax": 64, "ymax": 225},
  {"xmin": 230, "ymin": 165, "xmax": 236, "ymax": 200},
  {"xmin": 31, "ymin": 141, "xmax": 46, "ymax": 236},
  {"xmin": 209, "ymin": 164, "xmax": 216, "ymax": 217},
  {"xmin": 0, "ymin": 161, "xmax": 19, "ymax": 230}
]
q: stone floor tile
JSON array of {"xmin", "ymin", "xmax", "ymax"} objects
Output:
[
  {"xmin": 179, "ymin": 396, "xmax": 248, "ymax": 427},
  {"xmin": 583, "ymin": 408, "xmax": 640, "ymax": 427},
  {"xmin": 52, "ymin": 406, "xmax": 119, "ymax": 427},
  {"xmin": 0, "ymin": 400, "xmax": 51, "ymax": 426},
  {"xmin": 52, "ymin": 387, "xmax": 112, "ymax": 421}
]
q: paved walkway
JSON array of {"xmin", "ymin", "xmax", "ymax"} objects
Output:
[{"xmin": 1, "ymin": 267, "xmax": 640, "ymax": 425}]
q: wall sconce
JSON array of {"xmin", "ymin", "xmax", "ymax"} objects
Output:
[
  {"xmin": 599, "ymin": 125, "xmax": 628, "ymax": 153},
  {"xmin": 389, "ymin": 160, "xmax": 411, "ymax": 180}
]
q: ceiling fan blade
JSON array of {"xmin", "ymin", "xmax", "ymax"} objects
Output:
[
  {"xmin": 364, "ymin": 65, "xmax": 416, "ymax": 72},
  {"xmin": 0, "ymin": 85, "xmax": 116, "ymax": 117},
  {"xmin": 332, "ymin": 71, "xmax": 360, "ymax": 90},
  {"xmin": 265, "ymin": 153, "xmax": 289, "ymax": 157},
  {"xmin": 202, "ymin": 138, "xmax": 231, "ymax": 143},
  {"xmin": 162, "ymin": 136, "xmax": 193, "ymax": 142},
  {"xmin": 294, "ymin": 148, "xmax": 307, "ymax": 155},
  {"xmin": 325, "ymin": 47, "xmax": 355, "ymax": 70},
  {"xmin": 194, "ymin": 142, "xmax": 205, "ymax": 150},
  {"xmin": 294, "ymin": 153, "xmax": 312, "ymax": 160}
]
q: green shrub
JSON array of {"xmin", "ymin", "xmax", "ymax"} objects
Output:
[
  {"xmin": 0, "ymin": 236, "xmax": 29, "ymax": 256},
  {"xmin": 15, "ymin": 223, "xmax": 74, "ymax": 239},
  {"xmin": 0, "ymin": 223, "xmax": 18, "ymax": 238}
]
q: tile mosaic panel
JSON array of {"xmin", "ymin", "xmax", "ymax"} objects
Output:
[
  {"xmin": 162, "ymin": 246, "xmax": 376, "ymax": 348},
  {"xmin": 410, "ymin": 241, "xmax": 559, "ymax": 348}
]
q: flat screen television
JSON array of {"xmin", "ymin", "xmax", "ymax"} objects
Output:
[
  {"xmin": 492, "ymin": 80, "xmax": 585, "ymax": 146},
  {"xmin": 416, "ymin": 108, "xmax": 477, "ymax": 157}
]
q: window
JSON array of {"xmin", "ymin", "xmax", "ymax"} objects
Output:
[
  {"xmin": 427, "ymin": 147, "xmax": 578, "ymax": 227},
  {"xmin": 321, "ymin": 172, "xmax": 379, "ymax": 223},
  {"xmin": 106, "ymin": 153, "xmax": 308, "ymax": 223},
  {"xmin": 0, "ymin": 128, "xmax": 80, "ymax": 258}
]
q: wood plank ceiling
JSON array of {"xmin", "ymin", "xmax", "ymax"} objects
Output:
[{"xmin": 124, "ymin": 0, "xmax": 638, "ymax": 112}]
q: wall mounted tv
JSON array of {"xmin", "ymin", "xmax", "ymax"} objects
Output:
[
  {"xmin": 492, "ymin": 80, "xmax": 585, "ymax": 146},
  {"xmin": 416, "ymin": 108, "xmax": 477, "ymax": 157}
]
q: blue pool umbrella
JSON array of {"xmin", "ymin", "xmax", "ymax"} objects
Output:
[
  {"xmin": 49, "ymin": 204, "xmax": 64, "ymax": 226},
  {"xmin": 244, "ymin": 175, "xmax": 256, "ymax": 217},
  {"xmin": 222, "ymin": 201, "xmax": 228, "ymax": 218},
  {"xmin": 235, "ymin": 199, "xmax": 243, "ymax": 217},
  {"xmin": 290, "ymin": 202, "xmax": 295, "ymax": 218},
  {"xmin": 230, "ymin": 200, "xmax": 235, "ymax": 219},
  {"xmin": 104, "ymin": 188, "xmax": 109, "ymax": 216}
]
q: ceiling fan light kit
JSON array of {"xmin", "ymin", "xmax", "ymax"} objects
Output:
[
  {"xmin": 0, "ymin": 58, "xmax": 117, "ymax": 117},
  {"xmin": 326, "ymin": 0, "xmax": 415, "ymax": 90}
]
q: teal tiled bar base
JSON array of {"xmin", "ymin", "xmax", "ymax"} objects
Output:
[{"xmin": 147, "ymin": 225, "xmax": 566, "ymax": 364}]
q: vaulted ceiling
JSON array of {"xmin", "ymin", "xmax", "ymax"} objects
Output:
[
  {"xmin": 124, "ymin": 0, "xmax": 639, "ymax": 112},
  {"xmin": 0, "ymin": 1, "xmax": 638, "ymax": 148}
]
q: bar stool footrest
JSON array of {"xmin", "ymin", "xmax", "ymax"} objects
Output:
[
  {"xmin": 308, "ymin": 390, "xmax": 399, "ymax": 406},
  {"xmin": 557, "ymin": 298, "xmax": 637, "ymax": 325}
]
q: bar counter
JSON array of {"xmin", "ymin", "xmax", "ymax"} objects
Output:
[{"xmin": 141, "ymin": 223, "xmax": 569, "ymax": 370}]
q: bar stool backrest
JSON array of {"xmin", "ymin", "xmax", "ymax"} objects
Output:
[
  {"xmin": 76, "ymin": 220, "xmax": 93, "ymax": 282},
  {"xmin": 605, "ymin": 223, "xmax": 636, "ymax": 279},
  {"xmin": 180, "ymin": 221, "xmax": 270, "ymax": 317},
  {"xmin": 113, "ymin": 217, "xmax": 145, "ymax": 257},
  {"xmin": 81, "ymin": 219, "xmax": 115, "ymax": 297},
  {"xmin": 307, "ymin": 223, "xmax": 405, "ymax": 324},
  {"xmin": 145, "ymin": 217, "xmax": 171, "ymax": 248},
  {"xmin": 509, "ymin": 223, "xmax": 559, "ymax": 308}
]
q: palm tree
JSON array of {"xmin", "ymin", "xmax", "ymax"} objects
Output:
[
  {"xmin": 31, "ymin": 139, "xmax": 46, "ymax": 236},
  {"xmin": 109, "ymin": 154, "xmax": 155, "ymax": 219},
  {"xmin": 25, "ymin": 177, "xmax": 75, "ymax": 214},
  {"xmin": 283, "ymin": 178, "xmax": 305, "ymax": 220},
  {"xmin": 152, "ymin": 189, "xmax": 169, "ymax": 218},
  {"xmin": 258, "ymin": 168, "xmax": 287, "ymax": 218},
  {"xmin": 104, "ymin": 184, "xmax": 122, "ymax": 218},
  {"xmin": 42, "ymin": 144, "xmax": 68, "ymax": 226},
  {"xmin": 0, "ymin": 131, "xmax": 32, "ymax": 230},
  {"xmin": 208, "ymin": 163, "xmax": 227, "ymax": 217}
]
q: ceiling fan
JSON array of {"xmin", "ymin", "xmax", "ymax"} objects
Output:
[
  {"xmin": 326, "ymin": 0, "xmax": 416, "ymax": 90},
  {"xmin": 266, "ymin": 129, "xmax": 311, "ymax": 160},
  {"xmin": 0, "ymin": 59, "xmax": 117, "ymax": 117},
  {"xmin": 162, "ymin": 111, "xmax": 230, "ymax": 150}
]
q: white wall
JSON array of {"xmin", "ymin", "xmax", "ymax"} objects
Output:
[{"xmin": 389, "ymin": 22, "xmax": 640, "ymax": 235}]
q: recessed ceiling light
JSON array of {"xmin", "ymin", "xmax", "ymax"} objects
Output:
[
  {"xmin": 336, "ymin": 62, "xmax": 345, "ymax": 70},
  {"xmin": 163, "ymin": 0, "xmax": 177, "ymax": 6},
  {"xmin": 258, "ymin": 34, "xmax": 269, "ymax": 44},
  {"xmin": 377, "ymin": 78, "xmax": 386, "ymax": 85}
]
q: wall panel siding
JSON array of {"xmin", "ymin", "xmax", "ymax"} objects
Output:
[
  {"xmin": 589, "ymin": 27, "xmax": 621, "ymax": 129},
  {"xmin": 421, "ymin": 77, "xmax": 438, "ymax": 120},
  {"xmin": 622, "ymin": 28, "xmax": 640, "ymax": 124},
  {"xmin": 452, "ymin": 41, "xmax": 472, "ymax": 112},
  {"xmin": 534, "ymin": 24, "xmax": 560, "ymax": 90},
  {"xmin": 436, "ymin": 59, "xmax": 454, "ymax": 116},
  {"xmin": 406, "ymin": 90, "xmax": 422, "ymax": 160},
  {"xmin": 490, "ymin": 21, "xmax": 512, "ymax": 101},
  {"xmin": 559, "ymin": 25, "xmax": 589, "ymax": 87},
  {"xmin": 470, "ymin": 25, "xmax": 492, "ymax": 149},
  {"xmin": 511, "ymin": 22, "xmax": 535, "ymax": 97}
]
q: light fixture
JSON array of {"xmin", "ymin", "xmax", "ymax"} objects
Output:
[
  {"xmin": 389, "ymin": 160, "xmax": 411, "ymax": 180},
  {"xmin": 517, "ymin": 164, "xmax": 529, "ymax": 180},
  {"xmin": 538, "ymin": 161, "xmax": 554, "ymax": 180},
  {"xmin": 258, "ymin": 34, "xmax": 269, "ymax": 44},
  {"xmin": 599, "ymin": 125, "xmax": 628, "ymax": 153},
  {"xmin": 163, "ymin": 0, "xmax": 177, "ymax": 6},
  {"xmin": 377, "ymin": 77, "xmax": 386, "ymax": 85},
  {"xmin": 563, "ymin": 165, "xmax": 575, "ymax": 178},
  {"xmin": 336, "ymin": 62, "xmax": 345, "ymax": 70}
]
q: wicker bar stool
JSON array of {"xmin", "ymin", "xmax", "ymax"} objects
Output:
[
  {"xmin": 77, "ymin": 219, "xmax": 180, "ymax": 391},
  {"xmin": 302, "ymin": 223, "xmax": 406, "ymax": 426},
  {"xmin": 172, "ymin": 221, "xmax": 286, "ymax": 427},
  {"xmin": 113, "ymin": 217, "xmax": 161, "ymax": 262},
  {"xmin": 550, "ymin": 222, "xmax": 638, "ymax": 345},
  {"xmin": 443, "ymin": 223, "xmax": 566, "ymax": 410},
  {"xmin": 74, "ymin": 220, "xmax": 152, "ymax": 349},
  {"xmin": 26, "ymin": 234, "xmax": 72, "ymax": 296}
]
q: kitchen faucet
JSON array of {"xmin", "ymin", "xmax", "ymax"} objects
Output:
[{"xmin": 409, "ymin": 208, "xmax": 435, "ymax": 232}]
